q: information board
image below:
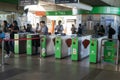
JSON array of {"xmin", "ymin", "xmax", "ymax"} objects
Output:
[
  {"xmin": 55, "ymin": 0, "xmax": 78, "ymax": 4},
  {"xmin": 19, "ymin": 0, "xmax": 38, "ymax": 6}
]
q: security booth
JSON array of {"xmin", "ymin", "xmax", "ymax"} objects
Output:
[
  {"xmin": 89, "ymin": 36, "xmax": 107, "ymax": 63},
  {"xmin": 40, "ymin": 35, "xmax": 55, "ymax": 58},
  {"xmin": 100, "ymin": 39, "xmax": 119, "ymax": 64},
  {"xmin": 26, "ymin": 33, "xmax": 40, "ymax": 56},
  {"xmin": 71, "ymin": 35, "xmax": 91, "ymax": 61},
  {"xmin": 14, "ymin": 33, "xmax": 27, "ymax": 54},
  {"xmin": 55, "ymin": 36, "xmax": 72, "ymax": 59}
]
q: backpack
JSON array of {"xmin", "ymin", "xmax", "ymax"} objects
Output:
[{"xmin": 111, "ymin": 28, "xmax": 116, "ymax": 35}]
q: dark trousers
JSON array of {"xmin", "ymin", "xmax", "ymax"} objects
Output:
[{"xmin": 4, "ymin": 41, "xmax": 10, "ymax": 55}]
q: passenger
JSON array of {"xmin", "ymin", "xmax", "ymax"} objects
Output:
[
  {"xmin": 9, "ymin": 20, "xmax": 19, "ymax": 54},
  {"xmin": 108, "ymin": 25, "xmax": 116, "ymax": 39},
  {"xmin": 55, "ymin": 20, "xmax": 64, "ymax": 34},
  {"xmin": 71, "ymin": 24, "xmax": 76, "ymax": 34},
  {"xmin": 35, "ymin": 23, "xmax": 40, "ymax": 33},
  {"xmin": 39, "ymin": 21, "xmax": 48, "ymax": 35},
  {"xmin": 118, "ymin": 26, "xmax": 120, "ymax": 41},
  {"xmin": 26, "ymin": 24, "xmax": 34, "ymax": 33},
  {"xmin": 34, "ymin": 21, "xmax": 48, "ymax": 55},
  {"xmin": 1, "ymin": 20, "xmax": 10, "ymax": 58},
  {"xmin": 98, "ymin": 25, "xmax": 105, "ymax": 37},
  {"xmin": 77, "ymin": 24, "xmax": 82, "ymax": 36},
  {"xmin": 94, "ymin": 23, "xmax": 100, "ymax": 37}
]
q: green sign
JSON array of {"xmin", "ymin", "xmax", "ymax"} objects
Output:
[
  {"xmin": 26, "ymin": 35, "xmax": 32, "ymax": 55},
  {"xmin": 14, "ymin": 34, "xmax": 19, "ymax": 54},
  {"xmin": 78, "ymin": 7, "xmax": 120, "ymax": 15},
  {"xmin": 89, "ymin": 39, "xmax": 98, "ymax": 63},
  {"xmin": 71, "ymin": 37, "xmax": 79, "ymax": 61},
  {"xmin": 104, "ymin": 41, "xmax": 116, "ymax": 63},
  {"xmin": 41, "ymin": 35, "xmax": 46, "ymax": 57},
  {"xmin": 55, "ymin": 36, "xmax": 62, "ymax": 59},
  {"xmin": 46, "ymin": 10, "xmax": 72, "ymax": 16}
]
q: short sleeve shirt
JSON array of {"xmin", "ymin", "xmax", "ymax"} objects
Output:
[{"xmin": 41, "ymin": 25, "xmax": 48, "ymax": 35}]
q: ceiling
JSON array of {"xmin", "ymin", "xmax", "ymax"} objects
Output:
[
  {"xmin": 101, "ymin": 0, "xmax": 120, "ymax": 7},
  {"xmin": 79, "ymin": 0, "xmax": 110, "ymax": 6},
  {"xmin": 0, "ymin": 0, "xmax": 119, "ymax": 13},
  {"xmin": 0, "ymin": 0, "xmax": 119, "ymax": 7},
  {"xmin": 0, "ymin": 0, "xmax": 18, "ymax": 4}
]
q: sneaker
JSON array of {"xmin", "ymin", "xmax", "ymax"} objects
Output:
[
  {"xmin": 9, "ymin": 51, "xmax": 12, "ymax": 57},
  {"xmin": 4, "ymin": 54, "xmax": 9, "ymax": 58}
]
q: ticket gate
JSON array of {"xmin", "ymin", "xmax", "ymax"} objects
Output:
[
  {"xmin": 14, "ymin": 33, "xmax": 27, "ymax": 54},
  {"xmin": 40, "ymin": 35, "xmax": 55, "ymax": 57},
  {"xmin": 100, "ymin": 39, "xmax": 119, "ymax": 64},
  {"xmin": 89, "ymin": 36, "xmax": 107, "ymax": 63},
  {"xmin": 89, "ymin": 39, "xmax": 98, "ymax": 63},
  {"xmin": 71, "ymin": 35, "xmax": 91, "ymax": 61},
  {"xmin": 26, "ymin": 34, "xmax": 40, "ymax": 55},
  {"xmin": 55, "ymin": 36, "xmax": 72, "ymax": 59}
]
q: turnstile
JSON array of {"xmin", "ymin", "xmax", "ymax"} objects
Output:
[
  {"xmin": 89, "ymin": 39, "xmax": 98, "ymax": 63},
  {"xmin": 26, "ymin": 34, "xmax": 40, "ymax": 55},
  {"xmin": 14, "ymin": 33, "xmax": 27, "ymax": 54},
  {"xmin": 71, "ymin": 35, "xmax": 91, "ymax": 61},
  {"xmin": 55, "ymin": 36, "xmax": 71, "ymax": 59},
  {"xmin": 89, "ymin": 36, "xmax": 107, "ymax": 63},
  {"xmin": 40, "ymin": 35, "xmax": 55, "ymax": 57},
  {"xmin": 100, "ymin": 39, "xmax": 119, "ymax": 64}
]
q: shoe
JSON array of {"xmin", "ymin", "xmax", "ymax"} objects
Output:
[
  {"xmin": 9, "ymin": 51, "xmax": 12, "ymax": 57},
  {"xmin": 4, "ymin": 54, "xmax": 9, "ymax": 58}
]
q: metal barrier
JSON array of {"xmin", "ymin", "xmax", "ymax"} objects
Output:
[
  {"xmin": 100, "ymin": 38, "xmax": 119, "ymax": 64},
  {"xmin": 0, "ymin": 37, "xmax": 40, "ymax": 66}
]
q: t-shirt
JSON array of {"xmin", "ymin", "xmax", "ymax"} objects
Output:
[
  {"xmin": 55, "ymin": 25, "xmax": 64, "ymax": 34},
  {"xmin": 10, "ymin": 26, "xmax": 19, "ymax": 39},
  {"xmin": 36, "ymin": 26, "xmax": 41, "ymax": 31},
  {"xmin": 41, "ymin": 25, "xmax": 48, "ymax": 35}
]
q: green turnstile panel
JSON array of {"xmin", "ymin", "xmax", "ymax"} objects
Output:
[
  {"xmin": 104, "ymin": 41, "xmax": 116, "ymax": 63},
  {"xmin": 55, "ymin": 36, "xmax": 61, "ymax": 58},
  {"xmin": 89, "ymin": 39, "xmax": 98, "ymax": 63},
  {"xmin": 14, "ymin": 34, "xmax": 19, "ymax": 54},
  {"xmin": 41, "ymin": 35, "xmax": 46, "ymax": 57},
  {"xmin": 27, "ymin": 35, "xmax": 32, "ymax": 55},
  {"xmin": 71, "ymin": 37, "xmax": 79, "ymax": 61}
]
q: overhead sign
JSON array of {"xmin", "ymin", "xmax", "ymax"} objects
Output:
[
  {"xmin": 19, "ymin": 0, "xmax": 38, "ymax": 6},
  {"xmin": 55, "ymin": 0, "xmax": 78, "ymax": 4}
]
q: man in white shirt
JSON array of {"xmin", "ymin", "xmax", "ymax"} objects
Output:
[
  {"xmin": 36, "ymin": 21, "xmax": 48, "ymax": 35},
  {"xmin": 55, "ymin": 20, "xmax": 64, "ymax": 34}
]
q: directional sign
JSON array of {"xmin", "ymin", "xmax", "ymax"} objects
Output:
[
  {"xmin": 55, "ymin": 0, "xmax": 78, "ymax": 4},
  {"xmin": 19, "ymin": 0, "xmax": 38, "ymax": 6}
]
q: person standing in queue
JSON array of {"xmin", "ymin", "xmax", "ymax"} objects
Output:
[
  {"xmin": 26, "ymin": 24, "xmax": 34, "ymax": 33},
  {"xmin": 38, "ymin": 21, "xmax": 48, "ymax": 35},
  {"xmin": 71, "ymin": 24, "xmax": 76, "ymax": 34},
  {"xmin": 118, "ymin": 26, "xmax": 120, "ymax": 41},
  {"xmin": 9, "ymin": 20, "xmax": 19, "ymax": 54},
  {"xmin": 77, "ymin": 24, "xmax": 82, "ymax": 36},
  {"xmin": 94, "ymin": 23, "xmax": 100, "ymax": 37},
  {"xmin": 34, "ymin": 21, "xmax": 48, "ymax": 55},
  {"xmin": 108, "ymin": 25, "xmax": 116, "ymax": 40},
  {"xmin": 55, "ymin": 20, "xmax": 64, "ymax": 34},
  {"xmin": 1, "ymin": 20, "xmax": 10, "ymax": 58},
  {"xmin": 98, "ymin": 25, "xmax": 105, "ymax": 37},
  {"xmin": 35, "ymin": 23, "xmax": 40, "ymax": 33}
]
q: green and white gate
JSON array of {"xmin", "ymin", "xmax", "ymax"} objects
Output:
[
  {"xmin": 89, "ymin": 39, "xmax": 98, "ymax": 63},
  {"xmin": 100, "ymin": 39, "xmax": 119, "ymax": 64}
]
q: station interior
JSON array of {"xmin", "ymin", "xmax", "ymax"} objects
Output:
[{"xmin": 0, "ymin": 0, "xmax": 120, "ymax": 80}]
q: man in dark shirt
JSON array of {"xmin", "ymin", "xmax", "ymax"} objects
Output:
[
  {"xmin": 9, "ymin": 20, "xmax": 19, "ymax": 53},
  {"xmin": 9, "ymin": 21, "xmax": 19, "ymax": 39},
  {"xmin": 108, "ymin": 25, "xmax": 115, "ymax": 39}
]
